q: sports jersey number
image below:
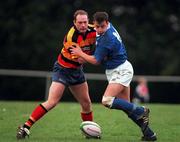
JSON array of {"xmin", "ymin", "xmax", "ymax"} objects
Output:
[{"xmin": 113, "ymin": 31, "xmax": 122, "ymax": 42}]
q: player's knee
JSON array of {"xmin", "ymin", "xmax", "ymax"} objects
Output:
[{"xmin": 102, "ymin": 96, "xmax": 115, "ymax": 108}]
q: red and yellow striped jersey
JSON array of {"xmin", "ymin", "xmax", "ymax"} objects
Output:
[{"xmin": 58, "ymin": 25, "xmax": 96, "ymax": 68}]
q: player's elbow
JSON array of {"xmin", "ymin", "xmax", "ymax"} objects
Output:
[
  {"xmin": 91, "ymin": 57, "xmax": 100, "ymax": 65},
  {"xmin": 93, "ymin": 61, "xmax": 100, "ymax": 65}
]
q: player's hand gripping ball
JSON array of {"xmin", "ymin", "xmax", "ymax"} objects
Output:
[
  {"xmin": 80, "ymin": 121, "xmax": 101, "ymax": 139},
  {"xmin": 64, "ymin": 41, "xmax": 80, "ymax": 59}
]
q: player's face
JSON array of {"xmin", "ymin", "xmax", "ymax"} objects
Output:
[
  {"xmin": 74, "ymin": 14, "xmax": 88, "ymax": 34},
  {"xmin": 94, "ymin": 21, "xmax": 108, "ymax": 35}
]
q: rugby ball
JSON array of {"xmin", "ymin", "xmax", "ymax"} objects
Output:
[{"xmin": 80, "ymin": 121, "xmax": 101, "ymax": 139}]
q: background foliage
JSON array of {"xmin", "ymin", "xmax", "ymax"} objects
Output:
[
  {"xmin": 1, "ymin": 0, "xmax": 180, "ymax": 74},
  {"xmin": 0, "ymin": 0, "xmax": 180, "ymax": 102}
]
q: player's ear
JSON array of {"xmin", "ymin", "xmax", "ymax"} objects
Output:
[{"xmin": 73, "ymin": 20, "xmax": 76, "ymax": 25}]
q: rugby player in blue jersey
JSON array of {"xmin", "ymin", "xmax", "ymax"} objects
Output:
[{"xmin": 71, "ymin": 12, "xmax": 157, "ymax": 141}]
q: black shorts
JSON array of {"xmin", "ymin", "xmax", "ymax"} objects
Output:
[{"xmin": 52, "ymin": 62, "xmax": 86, "ymax": 86}]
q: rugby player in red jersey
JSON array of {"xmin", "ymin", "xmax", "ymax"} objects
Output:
[{"xmin": 16, "ymin": 10, "xmax": 96, "ymax": 139}]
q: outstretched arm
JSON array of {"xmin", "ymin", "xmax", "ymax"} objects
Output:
[{"xmin": 70, "ymin": 46, "xmax": 100, "ymax": 65}]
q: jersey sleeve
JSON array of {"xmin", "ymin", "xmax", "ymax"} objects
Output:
[
  {"xmin": 94, "ymin": 46, "xmax": 107, "ymax": 63},
  {"xmin": 94, "ymin": 39, "xmax": 114, "ymax": 63}
]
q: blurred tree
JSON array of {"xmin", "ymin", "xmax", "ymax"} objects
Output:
[
  {"xmin": 0, "ymin": 0, "xmax": 180, "ymax": 102},
  {"xmin": 0, "ymin": 0, "xmax": 179, "ymax": 74},
  {"xmin": 0, "ymin": 0, "xmax": 180, "ymax": 75}
]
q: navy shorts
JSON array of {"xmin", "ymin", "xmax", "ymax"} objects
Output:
[{"xmin": 52, "ymin": 62, "xmax": 86, "ymax": 86}]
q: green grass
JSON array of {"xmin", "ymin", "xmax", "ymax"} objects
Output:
[{"xmin": 0, "ymin": 101, "xmax": 180, "ymax": 142}]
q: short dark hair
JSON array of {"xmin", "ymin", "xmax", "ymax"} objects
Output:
[
  {"xmin": 93, "ymin": 12, "xmax": 109, "ymax": 23},
  {"xmin": 73, "ymin": 10, "xmax": 88, "ymax": 21}
]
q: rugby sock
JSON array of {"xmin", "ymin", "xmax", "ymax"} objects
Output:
[
  {"xmin": 111, "ymin": 98, "xmax": 144, "ymax": 119},
  {"xmin": 111, "ymin": 98, "xmax": 148, "ymax": 129},
  {"xmin": 111, "ymin": 98, "xmax": 155, "ymax": 137},
  {"xmin": 24, "ymin": 104, "xmax": 48, "ymax": 129},
  {"xmin": 81, "ymin": 111, "xmax": 93, "ymax": 121},
  {"xmin": 128, "ymin": 113, "xmax": 144, "ymax": 129}
]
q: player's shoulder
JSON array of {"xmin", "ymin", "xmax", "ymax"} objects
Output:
[
  {"xmin": 64, "ymin": 26, "xmax": 78, "ymax": 42},
  {"xmin": 101, "ymin": 30, "xmax": 117, "ymax": 47},
  {"xmin": 88, "ymin": 24, "xmax": 94, "ymax": 28},
  {"xmin": 105, "ymin": 30, "xmax": 115, "ymax": 41},
  {"xmin": 67, "ymin": 26, "xmax": 76, "ymax": 35},
  {"xmin": 88, "ymin": 24, "xmax": 96, "ymax": 31}
]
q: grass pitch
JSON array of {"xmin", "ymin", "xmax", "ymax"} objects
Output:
[{"xmin": 0, "ymin": 101, "xmax": 180, "ymax": 142}]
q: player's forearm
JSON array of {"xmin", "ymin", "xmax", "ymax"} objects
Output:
[
  {"xmin": 70, "ymin": 46, "xmax": 99, "ymax": 65},
  {"xmin": 80, "ymin": 52, "xmax": 99, "ymax": 65}
]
